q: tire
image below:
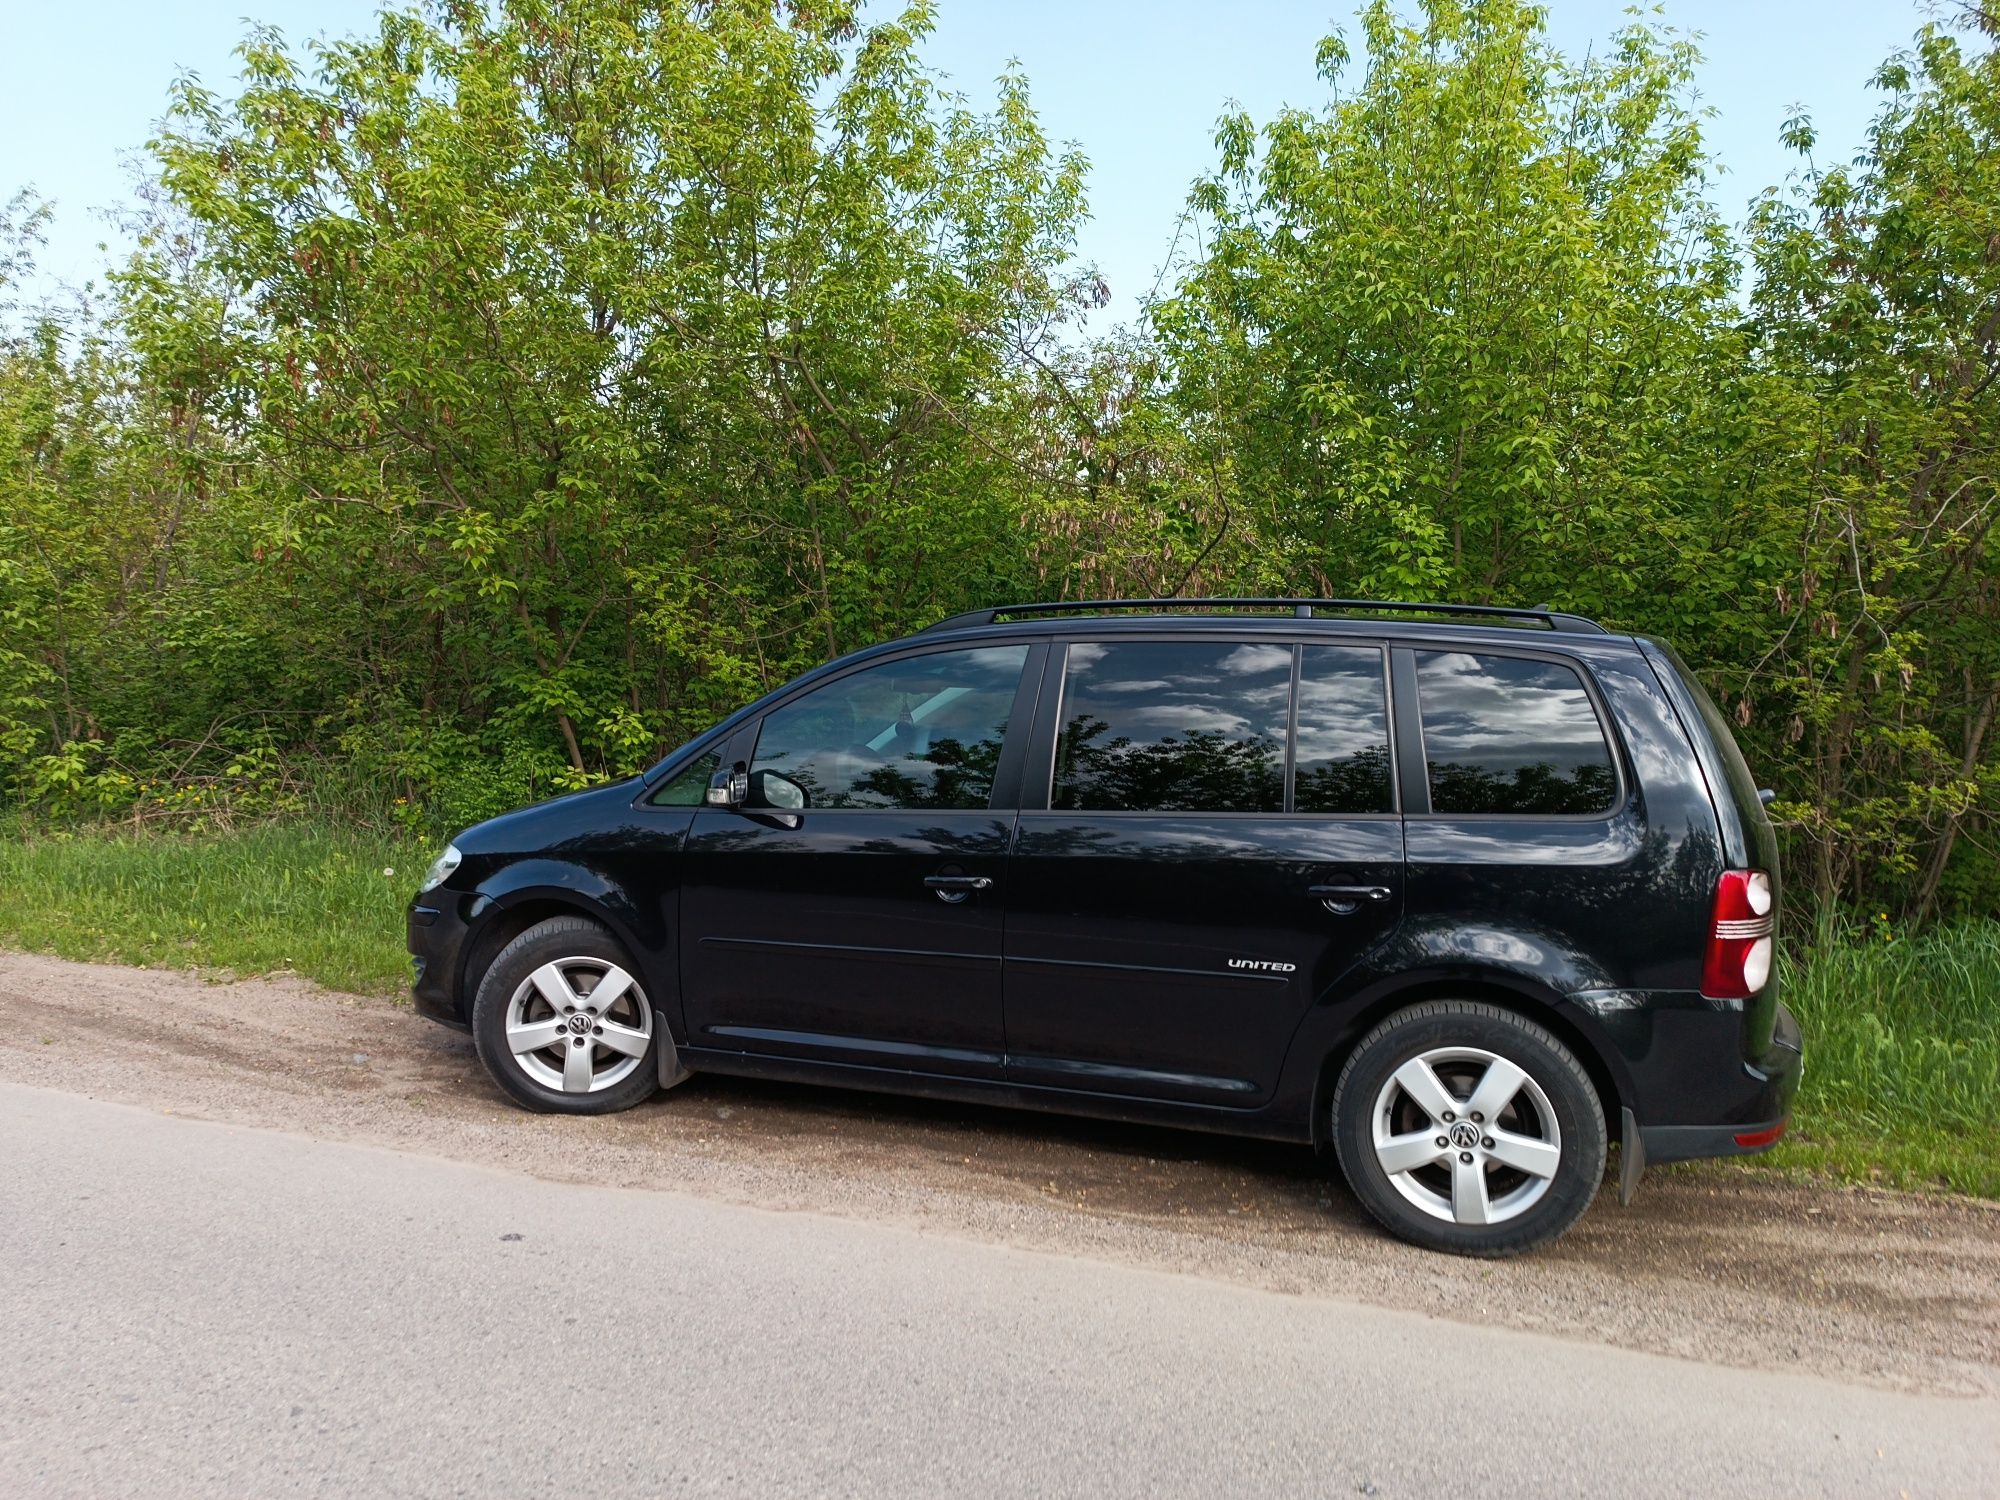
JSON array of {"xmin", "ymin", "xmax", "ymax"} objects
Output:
[
  {"xmin": 1331, "ymin": 1001, "xmax": 1606, "ymax": 1257},
  {"xmin": 471, "ymin": 915, "xmax": 662, "ymax": 1115}
]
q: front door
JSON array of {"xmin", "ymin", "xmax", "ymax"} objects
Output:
[
  {"xmin": 1003, "ymin": 638, "xmax": 1405, "ymax": 1105},
  {"xmin": 680, "ymin": 642, "xmax": 1038, "ymax": 1077}
]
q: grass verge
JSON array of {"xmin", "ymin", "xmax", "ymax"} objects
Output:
[
  {"xmin": 2, "ymin": 821, "xmax": 1995, "ymax": 1197},
  {"xmin": 0, "ymin": 822, "xmax": 429, "ymax": 994},
  {"xmin": 1759, "ymin": 921, "xmax": 2000, "ymax": 1198}
]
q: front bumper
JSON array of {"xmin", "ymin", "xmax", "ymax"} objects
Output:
[
  {"xmin": 1639, "ymin": 1001, "xmax": 1804, "ymax": 1165},
  {"xmin": 407, "ymin": 895, "xmax": 476, "ymax": 1031}
]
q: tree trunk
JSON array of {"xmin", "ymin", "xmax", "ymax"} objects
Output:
[
  {"xmin": 513, "ymin": 595, "xmax": 587, "ymax": 774},
  {"xmin": 1912, "ymin": 674, "xmax": 1999, "ymax": 922}
]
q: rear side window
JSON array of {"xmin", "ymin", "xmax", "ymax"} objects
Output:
[
  {"xmin": 1053, "ymin": 641, "xmax": 1289, "ymax": 813},
  {"xmin": 1416, "ymin": 652, "xmax": 1617, "ymax": 815},
  {"xmin": 1295, "ymin": 646, "xmax": 1394, "ymax": 813}
]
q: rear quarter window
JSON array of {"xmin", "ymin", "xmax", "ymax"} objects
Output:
[{"xmin": 1415, "ymin": 651, "xmax": 1618, "ymax": 816}]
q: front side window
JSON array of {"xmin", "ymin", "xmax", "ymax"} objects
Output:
[
  {"xmin": 1295, "ymin": 646, "xmax": 1394, "ymax": 813},
  {"xmin": 1416, "ymin": 651, "xmax": 1617, "ymax": 815},
  {"xmin": 649, "ymin": 751, "xmax": 720, "ymax": 807},
  {"xmin": 749, "ymin": 645, "xmax": 1028, "ymax": 810},
  {"xmin": 1052, "ymin": 640, "xmax": 1290, "ymax": 813}
]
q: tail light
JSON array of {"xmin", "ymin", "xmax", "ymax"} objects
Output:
[{"xmin": 1702, "ymin": 870, "xmax": 1774, "ymax": 999}]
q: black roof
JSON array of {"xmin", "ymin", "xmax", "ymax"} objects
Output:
[{"xmin": 922, "ymin": 598, "xmax": 1608, "ymax": 636}]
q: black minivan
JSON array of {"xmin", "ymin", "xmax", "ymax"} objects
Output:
[{"xmin": 408, "ymin": 599, "xmax": 1802, "ymax": 1255}]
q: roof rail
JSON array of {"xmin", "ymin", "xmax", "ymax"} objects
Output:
[{"xmin": 923, "ymin": 598, "xmax": 1607, "ymax": 635}]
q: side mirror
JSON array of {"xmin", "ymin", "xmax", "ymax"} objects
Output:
[
  {"xmin": 705, "ymin": 766, "xmax": 749, "ymax": 807},
  {"xmin": 752, "ymin": 769, "xmax": 807, "ymax": 810}
]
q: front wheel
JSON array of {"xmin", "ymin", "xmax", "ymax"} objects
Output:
[
  {"xmin": 472, "ymin": 915, "xmax": 662, "ymax": 1115},
  {"xmin": 1331, "ymin": 1001, "xmax": 1606, "ymax": 1256}
]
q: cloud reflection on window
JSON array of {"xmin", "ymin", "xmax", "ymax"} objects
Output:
[
  {"xmin": 1416, "ymin": 652, "xmax": 1616, "ymax": 816},
  {"xmin": 1054, "ymin": 641, "xmax": 1289, "ymax": 812},
  {"xmin": 1295, "ymin": 646, "xmax": 1393, "ymax": 813}
]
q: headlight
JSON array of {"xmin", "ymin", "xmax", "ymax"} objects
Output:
[{"xmin": 419, "ymin": 843, "xmax": 462, "ymax": 892}]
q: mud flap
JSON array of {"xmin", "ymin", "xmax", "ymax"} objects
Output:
[
  {"xmin": 655, "ymin": 1008, "xmax": 692, "ymax": 1089},
  {"xmin": 1619, "ymin": 1106, "xmax": 1646, "ymax": 1205}
]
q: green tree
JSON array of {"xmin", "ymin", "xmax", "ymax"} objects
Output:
[
  {"xmin": 1156, "ymin": 0, "xmax": 1999, "ymax": 915},
  {"xmin": 1158, "ymin": 0, "xmax": 1737, "ymax": 610},
  {"xmin": 5, "ymin": 0, "xmax": 1997, "ymax": 918},
  {"xmin": 1725, "ymin": 2, "xmax": 2000, "ymax": 911},
  {"xmin": 141, "ymin": 0, "xmax": 1089, "ymax": 804}
]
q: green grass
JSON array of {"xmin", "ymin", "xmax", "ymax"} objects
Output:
[
  {"xmin": 0, "ymin": 822, "xmax": 430, "ymax": 994},
  {"xmin": 1759, "ymin": 920, "xmax": 2000, "ymax": 1198},
  {"xmin": 2, "ymin": 821, "xmax": 1996, "ymax": 1198}
]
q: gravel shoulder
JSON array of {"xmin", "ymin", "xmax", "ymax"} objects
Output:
[{"xmin": 6, "ymin": 950, "xmax": 1996, "ymax": 1398}]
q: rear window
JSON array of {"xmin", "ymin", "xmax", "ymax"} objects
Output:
[
  {"xmin": 1052, "ymin": 640, "xmax": 1289, "ymax": 813},
  {"xmin": 1416, "ymin": 651, "xmax": 1617, "ymax": 815}
]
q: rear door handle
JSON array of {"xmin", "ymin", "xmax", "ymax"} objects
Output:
[
  {"xmin": 1309, "ymin": 883, "xmax": 1391, "ymax": 913},
  {"xmin": 925, "ymin": 874, "xmax": 993, "ymax": 904}
]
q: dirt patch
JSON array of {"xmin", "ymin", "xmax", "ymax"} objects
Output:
[{"xmin": 6, "ymin": 949, "xmax": 1996, "ymax": 1396}]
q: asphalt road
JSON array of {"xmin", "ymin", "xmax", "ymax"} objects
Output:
[{"xmin": 3, "ymin": 1082, "xmax": 1995, "ymax": 1498}]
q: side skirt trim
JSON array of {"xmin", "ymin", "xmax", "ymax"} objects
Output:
[{"xmin": 676, "ymin": 1045, "xmax": 1310, "ymax": 1144}]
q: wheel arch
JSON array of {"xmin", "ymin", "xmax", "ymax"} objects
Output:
[
  {"xmin": 457, "ymin": 884, "xmax": 655, "ymax": 1021},
  {"xmin": 1306, "ymin": 973, "xmax": 1629, "ymax": 1150}
]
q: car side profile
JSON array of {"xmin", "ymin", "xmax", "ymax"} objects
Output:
[{"xmin": 407, "ymin": 599, "xmax": 1802, "ymax": 1255}]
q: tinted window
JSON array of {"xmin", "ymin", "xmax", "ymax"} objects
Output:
[
  {"xmin": 649, "ymin": 751, "xmax": 719, "ymax": 806},
  {"xmin": 1053, "ymin": 641, "xmax": 1289, "ymax": 813},
  {"xmin": 1416, "ymin": 652, "xmax": 1617, "ymax": 815},
  {"xmin": 1295, "ymin": 646, "xmax": 1394, "ymax": 813},
  {"xmin": 749, "ymin": 645, "xmax": 1028, "ymax": 810}
]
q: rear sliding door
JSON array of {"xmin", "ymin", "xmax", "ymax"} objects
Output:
[{"xmin": 1001, "ymin": 637, "xmax": 1405, "ymax": 1106}]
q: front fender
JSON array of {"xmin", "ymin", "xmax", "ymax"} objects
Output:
[{"xmin": 461, "ymin": 862, "xmax": 677, "ymax": 1032}]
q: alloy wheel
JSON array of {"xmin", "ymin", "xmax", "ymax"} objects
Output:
[
  {"xmin": 1369, "ymin": 1045, "xmax": 1563, "ymax": 1226},
  {"xmin": 502, "ymin": 957, "xmax": 652, "ymax": 1094}
]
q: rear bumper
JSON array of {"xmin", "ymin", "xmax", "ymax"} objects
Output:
[
  {"xmin": 1639, "ymin": 1001, "xmax": 1803, "ymax": 1165},
  {"xmin": 407, "ymin": 896, "xmax": 475, "ymax": 1032}
]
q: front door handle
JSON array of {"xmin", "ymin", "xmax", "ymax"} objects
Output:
[
  {"xmin": 925, "ymin": 874, "xmax": 993, "ymax": 905},
  {"xmin": 1309, "ymin": 883, "xmax": 1391, "ymax": 914}
]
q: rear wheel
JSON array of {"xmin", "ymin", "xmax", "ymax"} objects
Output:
[
  {"xmin": 1331, "ymin": 1001, "xmax": 1605, "ymax": 1256},
  {"xmin": 472, "ymin": 916, "xmax": 661, "ymax": 1115}
]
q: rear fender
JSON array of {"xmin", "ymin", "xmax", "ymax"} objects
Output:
[{"xmin": 1280, "ymin": 938, "xmax": 1639, "ymax": 1145}]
